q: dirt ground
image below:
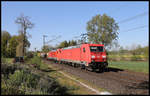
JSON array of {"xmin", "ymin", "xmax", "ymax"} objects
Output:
[{"xmin": 43, "ymin": 60, "xmax": 149, "ymax": 95}]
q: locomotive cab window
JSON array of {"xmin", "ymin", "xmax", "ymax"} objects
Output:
[
  {"xmin": 83, "ymin": 48, "xmax": 86, "ymax": 52},
  {"xmin": 90, "ymin": 46, "xmax": 104, "ymax": 52}
]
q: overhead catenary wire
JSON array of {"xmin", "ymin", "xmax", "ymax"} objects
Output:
[
  {"xmin": 120, "ymin": 25, "xmax": 148, "ymax": 32},
  {"xmin": 45, "ymin": 35, "xmax": 61, "ymax": 44},
  {"xmin": 73, "ymin": 11, "xmax": 148, "ymax": 41},
  {"xmin": 61, "ymin": 12, "xmax": 148, "ymax": 46},
  {"xmin": 117, "ymin": 11, "xmax": 148, "ymax": 24},
  {"xmin": 117, "ymin": 12, "xmax": 148, "ymax": 32}
]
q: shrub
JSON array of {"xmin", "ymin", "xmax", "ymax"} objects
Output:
[
  {"xmin": 1, "ymin": 58, "xmax": 70, "ymax": 95},
  {"xmin": 2, "ymin": 69, "xmax": 40, "ymax": 95},
  {"xmin": 1, "ymin": 63, "xmax": 18, "ymax": 76},
  {"xmin": 131, "ymin": 55, "xmax": 143, "ymax": 61},
  {"xmin": 1, "ymin": 78, "xmax": 25, "ymax": 95},
  {"xmin": 1, "ymin": 57, "xmax": 6, "ymax": 63},
  {"xmin": 1, "ymin": 70, "xmax": 26, "ymax": 95},
  {"xmin": 30, "ymin": 56, "xmax": 42, "ymax": 69},
  {"xmin": 8, "ymin": 70, "xmax": 40, "ymax": 88},
  {"xmin": 24, "ymin": 56, "xmax": 28, "ymax": 61},
  {"xmin": 24, "ymin": 52, "xmax": 34, "ymax": 61},
  {"xmin": 36, "ymin": 76, "xmax": 69, "ymax": 95}
]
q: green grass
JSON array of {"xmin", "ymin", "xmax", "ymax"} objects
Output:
[
  {"xmin": 3, "ymin": 58, "xmax": 14, "ymax": 64},
  {"xmin": 47, "ymin": 64, "xmax": 104, "ymax": 95},
  {"xmin": 1, "ymin": 59, "xmax": 71, "ymax": 95},
  {"xmin": 108, "ymin": 54, "xmax": 146, "ymax": 58},
  {"xmin": 108, "ymin": 61, "xmax": 149, "ymax": 74}
]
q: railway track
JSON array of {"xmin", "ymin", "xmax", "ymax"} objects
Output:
[{"xmin": 43, "ymin": 59, "xmax": 149, "ymax": 95}]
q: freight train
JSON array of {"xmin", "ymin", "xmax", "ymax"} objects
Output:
[{"xmin": 42, "ymin": 44, "xmax": 108, "ymax": 72}]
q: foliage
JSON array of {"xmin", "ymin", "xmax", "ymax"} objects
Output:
[
  {"xmin": 86, "ymin": 14, "xmax": 119, "ymax": 49},
  {"xmin": 1, "ymin": 31, "xmax": 11, "ymax": 57},
  {"xmin": 29, "ymin": 56, "xmax": 50, "ymax": 71},
  {"xmin": 108, "ymin": 45, "xmax": 149, "ymax": 61},
  {"xmin": 57, "ymin": 40, "xmax": 77, "ymax": 48},
  {"xmin": 42, "ymin": 45, "xmax": 53, "ymax": 53},
  {"xmin": 58, "ymin": 40, "xmax": 68, "ymax": 48},
  {"xmin": 6, "ymin": 35, "xmax": 19, "ymax": 57},
  {"xmin": 15, "ymin": 14, "xmax": 34, "ymax": 56},
  {"xmin": 15, "ymin": 34, "xmax": 31, "ymax": 57},
  {"xmin": 17, "ymin": 34, "xmax": 31, "ymax": 56},
  {"xmin": 1, "ymin": 62, "xmax": 21, "ymax": 76},
  {"xmin": 41, "ymin": 39, "xmax": 77, "ymax": 52},
  {"xmin": 30, "ymin": 56, "xmax": 42, "ymax": 69},
  {"xmin": 143, "ymin": 46, "xmax": 149, "ymax": 60},
  {"xmin": 130, "ymin": 45, "xmax": 149, "ymax": 61},
  {"xmin": 8, "ymin": 70, "xmax": 39, "ymax": 88},
  {"xmin": 2, "ymin": 67, "xmax": 41, "ymax": 95},
  {"xmin": 24, "ymin": 51, "xmax": 34, "ymax": 61},
  {"xmin": 1, "ymin": 57, "xmax": 6, "ymax": 63},
  {"xmin": 1, "ymin": 61, "xmax": 70, "ymax": 95},
  {"xmin": 119, "ymin": 46, "xmax": 129, "ymax": 54},
  {"xmin": 68, "ymin": 40, "xmax": 77, "ymax": 46},
  {"xmin": 1, "ymin": 30, "xmax": 31, "ymax": 58}
]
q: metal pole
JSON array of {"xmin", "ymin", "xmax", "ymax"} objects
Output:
[{"xmin": 43, "ymin": 35, "xmax": 47, "ymax": 51}]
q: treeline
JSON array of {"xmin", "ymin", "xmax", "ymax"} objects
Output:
[
  {"xmin": 108, "ymin": 45, "xmax": 149, "ymax": 61},
  {"xmin": 42, "ymin": 40, "xmax": 77, "ymax": 52},
  {"xmin": 1, "ymin": 31, "xmax": 30, "ymax": 58},
  {"xmin": 57, "ymin": 40, "xmax": 77, "ymax": 48}
]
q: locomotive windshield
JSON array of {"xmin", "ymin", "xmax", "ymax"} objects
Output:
[{"xmin": 90, "ymin": 46, "xmax": 104, "ymax": 52}]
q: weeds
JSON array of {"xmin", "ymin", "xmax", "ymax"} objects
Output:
[
  {"xmin": 1, "ymin": 58, "xmax": 70, "ymax": 95},
  {"xmin": 30, "ymin": 56, "xmax": 41, "ymax": 69}
]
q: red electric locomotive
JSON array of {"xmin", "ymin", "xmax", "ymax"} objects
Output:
[
  {"xmin": 56, "ymin": 44, "xmax": 108, "ymax": 72},
  {"xmin": 47, "ymin": 50, "xmax": 57, "ymax": 61}
]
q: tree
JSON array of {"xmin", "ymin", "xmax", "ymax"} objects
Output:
[
  {"xmin": 15, "ymin": 14, "xmax": 34, "ymax": 56},
  {"xmin": 16, "ymin": 42, "xmax": 24, "ymax": 57},
  {"xmin": 67, "ymin": 40, "xmax": 77, "ymax": 46},
  {"xmin": 143, "ymin": 46, "xmax": 149, "ymax": 59},
  {"xmin": 6, "ymin": 35, "xmax": 19, "ymax": 57},
  {"xmin": 42, "ymin": 45, "xmax": 53, "ymax": 53},
  {"xmin": 68, "ymin": 40, "xmax": 71, "ymax": 46},
  {"xmin": 70, "ymin": 40, "xmax": 77, "ymax": 46},
  {"xmin": 57, "ymin": 40, "xmax": 68, "ymax": 48},
  {"xmin": 1, "ymin": 31, "xmax": 11, "ymax": 57},
  {"xmin": 86, "ymin": 14, "xmax": 119, "ymax": 49},
  {"xmin": 57, "ymin": 40, "xmax": 77, "ymax": 49},
  {"xmin": 130, "ymin": 44, "xmax": 140, "ymax": 55}
]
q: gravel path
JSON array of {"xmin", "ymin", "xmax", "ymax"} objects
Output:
[{"xmin": 43, "ymin": 60, "xmax": 149, "ymax": 95}]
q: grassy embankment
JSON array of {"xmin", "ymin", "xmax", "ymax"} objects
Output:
[
  {"xmin": 108, "ymin": 54, "xmax": 148, "ymax": 61},
  {"xmin": 2, "ymin": 58, "xmax": 14, "ymax": 63},
  {"xmin": 2, "ymin": 57, "xmax": 70, "ymax": 95},
  {"xmin": 3, "ymin": 57, "xmax": 149, "ymax": 74},
  {"xmin": 45, "ymin": 62, "xmax": 107, "ymax": 94},
  {"xmin": 1, "ymin": 57, "xmax": 105, "ymax": 95},
  {"xmin": 108, "ymin": 61, "xmax": 149, "ymax": 74},
  {"xmin": 107, "ymin": 54, "xmax": 149, "ymax": 73}
]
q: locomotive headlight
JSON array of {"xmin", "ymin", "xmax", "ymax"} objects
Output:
[
  {"xmin": 91, "ymin": 55, "xmax": 95, "ymax": 58},
  {"xmin": 102, "ymin": 55, "xmax": 106, "ymax": 58}
]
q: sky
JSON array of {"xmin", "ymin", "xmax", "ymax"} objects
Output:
[{"xmin": 2, "ymin": 1, "xmax": 149, "ymax": 51}]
